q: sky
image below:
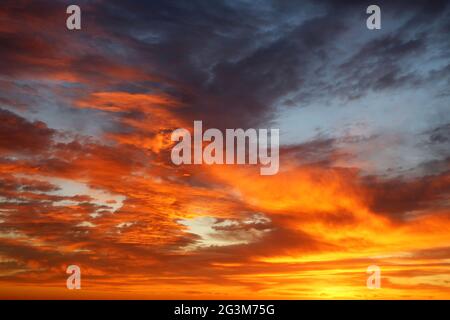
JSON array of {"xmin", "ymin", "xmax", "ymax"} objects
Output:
[{"xmin": 0, "ymin": 0, "xmax": 449, "ymax": 299}]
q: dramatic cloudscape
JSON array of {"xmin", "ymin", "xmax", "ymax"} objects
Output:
[{"xmin": 0, "ymin": 0, "xmax": 449, "ymax": 299}]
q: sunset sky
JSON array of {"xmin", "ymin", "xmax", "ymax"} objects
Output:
[{"xmin": 0, "ymin": 0, "xmax": 449, "ymax": 299}]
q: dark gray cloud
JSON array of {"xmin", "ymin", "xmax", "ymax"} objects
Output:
[
  {"xmin": 363, "ymin": 168, "xmax": 450, "ymax": 220},
  {"xmin": 80, "ymin": 0, "xmax": 449, "ymax": 128},
  {"xmin": 1, "ymin": 0, "xmax": 448, "ymax": 131}
]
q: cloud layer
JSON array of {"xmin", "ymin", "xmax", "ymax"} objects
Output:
[{"xmin": 0, "ymin": 0, "xmax": 449, "ymax": 299}]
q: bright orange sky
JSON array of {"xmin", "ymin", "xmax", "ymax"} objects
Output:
[{"xmin": 0, "ymin": 0, "xmax": 449, "ymax": 299}]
